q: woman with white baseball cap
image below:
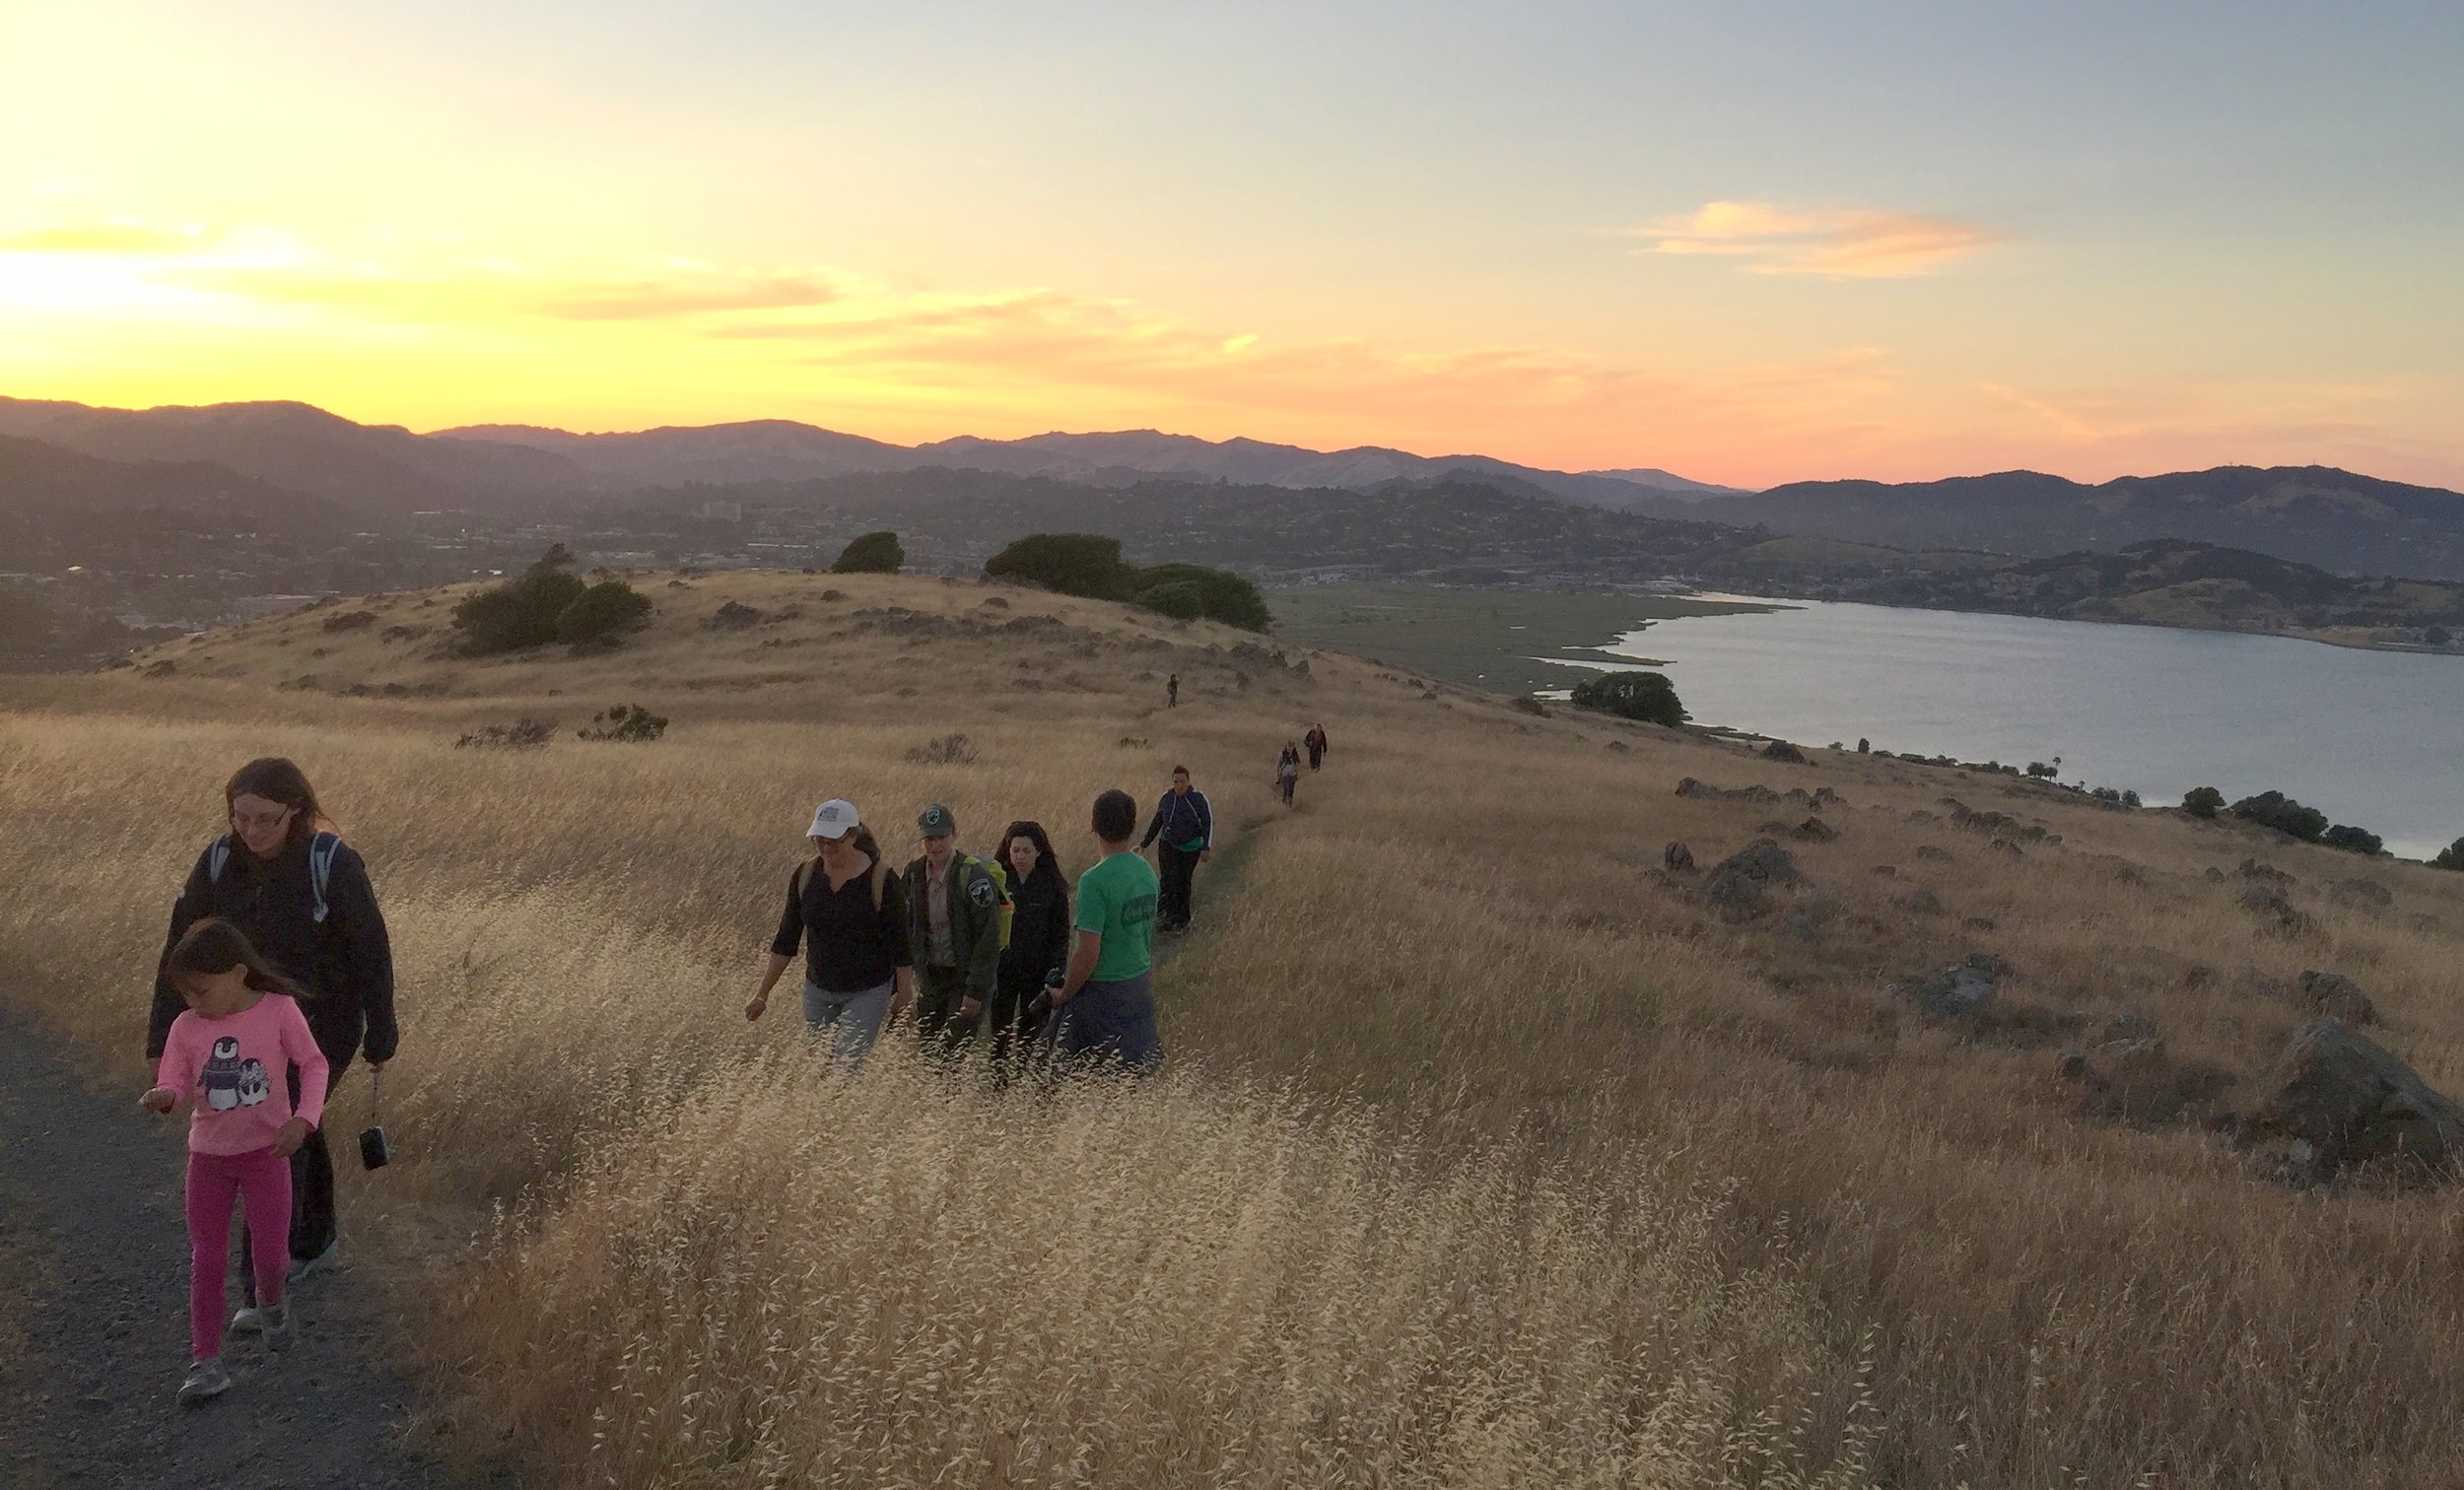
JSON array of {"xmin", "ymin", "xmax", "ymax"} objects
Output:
[{"xmin": 746, "ymin": 798, "xmax": 913, "ymax": 1068}]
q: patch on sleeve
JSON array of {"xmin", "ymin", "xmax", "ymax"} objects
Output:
[{"xmin": 968, "ymin": 877, "xmax": 998, "ymax": 909}]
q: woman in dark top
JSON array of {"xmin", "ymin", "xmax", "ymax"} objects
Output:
[
  {"xmin": 146, "ymin": 757, "xmax": 395, "ymax": 1309},
  {"xmin": 746, "ymin": 797, "xmax": 912, "ymax": 1068},
  {"xmin": 990, "ymin": 820, "xmax": 1072, "ymax": 1067}
]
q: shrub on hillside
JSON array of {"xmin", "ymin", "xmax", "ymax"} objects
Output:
[
  {"xmin": 983, "ymin": 533, "xmax": 1270, "ymax": 631},
  {"xmin": 1569, "ymin": 670, "xmax": 1687, "ymax": 727},
  {"xmin": 2322, "ymin": 824, "xmax": 2384, "ymax": 855},
  {"xmin": 2434, "ymin": 837, "xmax": 2464, "ymax": 870},
  {"xmin": 454, "ymin": 548, "xmax": 650, "ymax": 655},
  {"xmin": 455, "ymin": 719, "xmax": 557, "ymax": 751},
  {"xmin": 556, "ymin": 580, "xmax": 652, "ymax": 645},
  {"xmin": 2182, "ymin": 785, "xmax": 2225, "ymax": 819},
  {"xmin": 831, "ymin": 530, "xmax": 904, "ymax": 575},
  {"xmin": 2228, "ymin": 789, "xmax": 2328, "ymax": 842},
  {"xmin": 902, "ymin": 732, "xmax": 979, "ymax": 766},
  {"xmin": 1130, "ymin": 562, "xmax": 1270, "ymax": 631},
  {"xmin": 984, "ymin": 533, "xmax": 1134, "ymax": 600},
  {"xmin": 578, "ymin": 703, "xmax": 667, "ymax": 743}
]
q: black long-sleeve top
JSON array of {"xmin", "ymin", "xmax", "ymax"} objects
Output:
[
  {"xmin": 998, "ymin": 868, "xmax": 1072, "ymax": 991},
  {"xmin": 772, "ymin": 859, "xmax": 911, "ymax": 993},
  {"xmin": 1137, "ymin": 787, "xmax": 1213, "ymax": 852},
  {"xmin": 148, "ymin": 834, "xmax": 397, "ymax": 1065}
]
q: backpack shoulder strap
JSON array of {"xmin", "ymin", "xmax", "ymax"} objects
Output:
[
  {"xmin": 308, "ymin": 832, "xmax": 342, "ymax": 924},
  {"xmin": 792, "ymin": 855, "xmax": 819, "ymax": 902},
  {"xmin": 205, "ymin": 835, "xmax": 233, "ymax": 884}
]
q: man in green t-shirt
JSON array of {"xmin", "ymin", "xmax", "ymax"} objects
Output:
[{"xmin": 1049, "ymin": 787, "xmax": 1163, "ymax": 1071}]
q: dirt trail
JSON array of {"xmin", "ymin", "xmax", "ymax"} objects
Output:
[{"xmin": 0, "ymin": 1008, "xmax": 503, "ymax": 1490}]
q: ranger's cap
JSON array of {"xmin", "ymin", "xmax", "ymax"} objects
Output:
[
  {"xmin": 807, "ymin": 799, "xmax": 859, "ymax": 840},
  {"xmin": 918, "ymin": 803, "xmax": 957, "ymax": 837}
]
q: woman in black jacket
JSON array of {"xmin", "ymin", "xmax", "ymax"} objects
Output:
[
  {"xmin": 147, "ymin": 758, "xmax": 395, "ymax": 1309},
  {"xmin": 991, "ymin": 820, "xmax": 1071, "ymax": 1068}
]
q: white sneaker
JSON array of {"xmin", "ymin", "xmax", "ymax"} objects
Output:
[
  {"xmin": 176, "ymin": 1358, "xmax": 231, "ymax": 1406},
  {"xmin": 260, "ymin": 1298, "xmax": 294, "ymax": 1351},
  {"xmin": 230, "ymin": 1303, "xmax": 272, "ymax": 1334}
]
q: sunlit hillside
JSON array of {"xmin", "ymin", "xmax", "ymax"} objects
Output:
[{"xmin": 10, "ymin": 569, "xmax": 2464, "ymax": 1487}]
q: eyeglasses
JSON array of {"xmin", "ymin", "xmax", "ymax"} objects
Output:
[{"xmin": 230, "ymin": 806, "xmax": 296, "ymax": 833}]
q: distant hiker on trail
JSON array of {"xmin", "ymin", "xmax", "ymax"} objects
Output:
[
  {"xmin": 901, "ymin": 803, "xmax": 1007, "ymax": 1051},
  {"xmin": 1136, "ymin": 766, "xmax": 1212, "ymax": 935},
  {"xmin": 148, "ymin": 758, "xmax": 392, "ymax": 1316},
  {"xmin": 145, "ymin": 918, "xmax": 330, "ymax": 1405},
  {"xmin": 1047, "ymin": 788, "xmax": 1163, "ymax": 1072},
  {"xmin": 991, "ymin": 820, "xmax": 1071, "ymax": 1067},
  {"xmin": 1276, "ymin": 743, "xmax": 1301, "ymax": 806},
  {"xmin": 1166, "ymin": 673, "xmax": 1180, "ymax": 709},
  {"xmin": 748, "ymin": 798, "xmax": 913, "ymax": 1069},
  {"xmin": 1305, "ymin": 723, "xmax": 1329, "ymax": 772}
]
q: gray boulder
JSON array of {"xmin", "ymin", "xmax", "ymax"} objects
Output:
[
  {"xmin": 2243, "ymin": 1018, "xmax": 2464, "ymax": 1178},
  {"xmin": 2238, "ymin": 883, "xmax": 2310, "ymax": 934},
  {"xmin": 1663, "ymin": 841, "xmax": 1696, "ymax": 873},
  {"xmin": 1761, "ymin": 740, "xmax": 1809, "ymax": 764},
  {"xmin": 2297, "ymin": 971, "xmax": 2378, "ymax": 1026},
  {"xmin": 1897, "ymin": 952, "xmax": 2008, "ymax": 1021},
  {"xmin": 1674, "ymin": 778, "xmax": 1719, "ymax": 800},
  {"xmin": 1700, "ymin": 839, "xmax": 1801, "ymax": 922}
]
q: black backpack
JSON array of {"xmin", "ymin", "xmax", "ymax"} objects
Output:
[{"xmin": 207, "ymin": 831, "xmax": 345, "ymax": 922}]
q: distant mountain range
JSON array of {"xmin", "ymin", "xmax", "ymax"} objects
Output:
[
  {"xmin": 1638, "ymin": 466, "xmax": 2464, "ymax": 581},
  {"xmin": 9, "ymin": 394, "xmax": 2464, "ymax": 583},
  {"xmin": 0, "ymin": 432, "xmax": 344, "ymax": 532},
  {"xmin": 433, "ymin": 420, "xmax": 1751, "ymax": 505},
  {"xmin": 0, "ymin": 395, "xmax": 1748, "ymax": 513}
]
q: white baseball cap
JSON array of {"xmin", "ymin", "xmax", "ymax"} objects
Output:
[{"xmin": 807, "ymin": 798, "xmax": 860, "ymax": 840}]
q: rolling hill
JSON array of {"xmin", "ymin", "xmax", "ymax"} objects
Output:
[
  {"xmin": 0, "ymin": 395, "xmax": 1745, "ymax": 512},
  {"xmin": 1654, "ymin": 465, "xmax": 2464, "ymax": 580},
  {"xmin": 9, "ymin": 568, "xmax": 2464, "ymax": 1486}
]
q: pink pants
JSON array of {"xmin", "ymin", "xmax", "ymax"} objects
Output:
[{"xmin": 186, "ymin": 1146, "xmax": 291, "ymax": 1361}]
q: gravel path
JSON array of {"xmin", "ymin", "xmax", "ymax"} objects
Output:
[{"xmin": 0, "ymin": 1008, "xmax": 507, "ymax": 1490}]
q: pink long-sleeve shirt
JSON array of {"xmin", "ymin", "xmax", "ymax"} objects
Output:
[{"xmin": 156, "ymin": 992, "xmax": 329, "ymax": 1155}]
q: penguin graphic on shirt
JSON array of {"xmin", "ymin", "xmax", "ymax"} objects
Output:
[
  {"xmin": 201, "ymin": 1036, "xmax": 245, "ymax": 1111},
  {"xmin": 236, "ymin": 1058, "xmax": 271, "ymax": 1108}
]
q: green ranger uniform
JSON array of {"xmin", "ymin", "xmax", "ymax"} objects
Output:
[{"xmin": 903, "ymin": 804, "xmax": 1005, "ymax": 1049}]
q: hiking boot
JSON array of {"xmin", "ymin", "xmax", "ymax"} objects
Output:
[
  {"xmin": 176, "ymin": 1358, "xmax": 231, "ymax": 1406},
  {"xmin": 286, "ymin": 1239, "xmax": 339, "ymax": 1285}
]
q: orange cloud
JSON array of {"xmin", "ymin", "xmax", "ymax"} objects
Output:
[{"xmin": 1626, "ymin": 201, "xmax": 2003, "ymax": 278}]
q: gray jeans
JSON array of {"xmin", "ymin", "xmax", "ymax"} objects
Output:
[{"xmin": 802, "ymin": 979, "xmax": 893, "ymax": 1068}]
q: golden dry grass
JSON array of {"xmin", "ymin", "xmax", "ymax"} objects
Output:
[{"xmin": 10, "ymin": 569, "xmax": 2464, "ymax": 1486}]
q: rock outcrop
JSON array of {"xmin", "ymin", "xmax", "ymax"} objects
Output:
[
  {"xmin": 1700, "ymin": 839, "xmax": 1801, "ymax": 922},
  {"xmin": 2242, "ymin": 1018, "xmax": 2464, "ymax": 1179},
  {"xmin": 2296, "ymin": 971, "xmax": 2378, "ymax": 1026},
  {"xmin": 1896, "ymin": 952, "xmax": 2007, "ymax": 1021}
]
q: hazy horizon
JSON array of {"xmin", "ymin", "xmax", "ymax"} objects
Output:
[{"xmin": 5, "ymin": 3, "xmax": 2459, "ymax": 489}]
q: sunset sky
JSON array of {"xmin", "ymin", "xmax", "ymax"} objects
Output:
[{"xmin": 4, "ymin": 2, "xmax": 2460, "ymax": 488}]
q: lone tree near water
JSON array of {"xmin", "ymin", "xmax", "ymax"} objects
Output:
[
  {"xmin": 1569, "ymin": 670, "xmax": 1687, "ymax": 727},
  {"xmin": 831, "ymin": 531, "xmax": 904, "ymax": 575}
]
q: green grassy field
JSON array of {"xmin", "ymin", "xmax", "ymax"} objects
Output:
[{"xmin": 1267, "ymin": 582, "xmax": 1779, "ymax": 694}]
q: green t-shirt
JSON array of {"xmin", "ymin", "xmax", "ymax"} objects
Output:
[{"xmin": 1074, "ymin": 850, "xmax": 1159, "ymax": 983}]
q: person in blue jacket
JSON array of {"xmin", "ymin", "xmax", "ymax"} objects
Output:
[{"xmin": 1135, "ymin": 765, "xmax": 1212, "ymax": 934}]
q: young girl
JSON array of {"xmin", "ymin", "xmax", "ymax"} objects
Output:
[{"xmin": 142, "ymin": 917, "xmax": 330, "ymax": 1406}]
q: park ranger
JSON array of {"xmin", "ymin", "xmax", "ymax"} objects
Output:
[{"xmin": 903, "ymin": 803, "xmax": 1006, "ymax": 1050}]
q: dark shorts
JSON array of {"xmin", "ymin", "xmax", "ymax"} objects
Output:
[{"xmin": 1055, "ymin": 971, "xmax": 1162, "ymax": 1073}]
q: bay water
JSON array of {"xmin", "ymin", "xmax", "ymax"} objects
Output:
[{"xmin": 1589, "ymin": 599, "xmax": 2464, "ymax": 859}]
